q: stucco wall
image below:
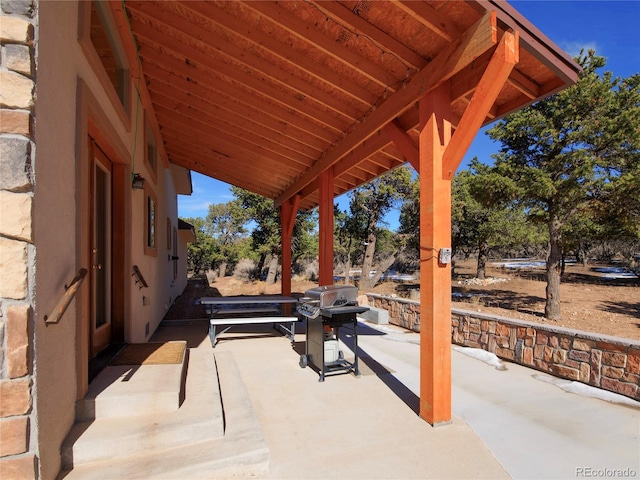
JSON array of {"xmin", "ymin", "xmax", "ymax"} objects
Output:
[
  {"xmin": 366, "ymin": 294, "xmax": 640, "ymax": 402},
  {"xmin": 31, "ymin": 2, "xmax": 82, "ymax": 478},
  {"xmin": 0, "ymin": 1, "xmax": 191, "ymax": 478}
]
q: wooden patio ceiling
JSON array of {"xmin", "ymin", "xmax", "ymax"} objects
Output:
[{"xmin": 117, "ymin": 0, "xmax": 580, "ymax": 211}]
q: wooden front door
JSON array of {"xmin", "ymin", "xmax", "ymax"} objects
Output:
[{"xmin": 90, "ymin": 143, "xmax": 113, "ymax": 357}]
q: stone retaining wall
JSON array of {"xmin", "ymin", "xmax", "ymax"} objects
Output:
[{"xmin": 365, "ymin": 294, "xmax": 640, "ymax": 401}]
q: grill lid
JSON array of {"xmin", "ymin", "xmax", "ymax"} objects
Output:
[{"xmin": 302, "ymin": 285, "xmax": 358, "ymax": 308}]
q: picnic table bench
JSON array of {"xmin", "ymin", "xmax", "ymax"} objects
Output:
[{"xmin": 201, "ymin": 295, "xmax": 300, "ymax": 348}]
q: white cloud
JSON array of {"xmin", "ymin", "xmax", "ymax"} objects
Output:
[{"xmin": 559, "ymin": 40, "xmax": 600, "ymax": 59}]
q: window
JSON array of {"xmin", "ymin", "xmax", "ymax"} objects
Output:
[
  {"xmin": 144, "ymin": 186, "xmax": 157, "ymax": 256},
  {"xmin": 89, "ymin": 1, "xmax": 130, "ymax": 111}
]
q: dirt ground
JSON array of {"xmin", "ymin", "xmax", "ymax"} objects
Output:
[{"xmin": 165, "ymin": 259, "xmax": 640, "ymax": 341}]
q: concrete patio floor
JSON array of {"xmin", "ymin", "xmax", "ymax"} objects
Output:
[{"xmin": 150, "ymin": 319, "xmax": 640, "ymax": 479}]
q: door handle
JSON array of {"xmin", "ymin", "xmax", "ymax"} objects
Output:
[{"xmin": 92, "ymin": 264, "xmax": 102, "ymax": 270}]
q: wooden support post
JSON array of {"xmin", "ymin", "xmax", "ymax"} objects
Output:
[
  {"xmin": 318, "ymin": 167, "xmax": 334, "ymax": 286},
  {"xmin": 280, "ymin": 195, "xmax": 300, "ymax": 300},
  {"xmin": 418, "ymin": 82, "xmax": 453, "ymax": 426}
]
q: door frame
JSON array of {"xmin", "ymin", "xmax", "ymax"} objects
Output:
[{"xmin": 90, "ymin": 144, "xmax": 113, "ymax": 357}]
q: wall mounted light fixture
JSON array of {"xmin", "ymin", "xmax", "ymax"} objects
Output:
[{"xmin": 132, "ymin": 173, "xmax": 145, "ymax": 190}]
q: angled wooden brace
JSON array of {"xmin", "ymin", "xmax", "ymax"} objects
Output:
[
  {"xmin": 382, "ymin": 121, "xmax": 420, "ymax": 173},
  {"xmin": 442, "ymin": 30, "xmax": 519, "ymax": 179},
  {"xmin": 280, "ymin": 194, "xmax": 300, "ymax": 297}
]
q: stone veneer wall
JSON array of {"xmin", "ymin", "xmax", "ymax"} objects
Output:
[
  {"xmin": 0, "ymin": 1, "xmax": 38, "ymax": 479},
  {"xmin": 366, "ymin": 294, "xmax": 640, "ymax": 402}
]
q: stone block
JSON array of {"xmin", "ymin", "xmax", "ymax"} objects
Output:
[
  {"xmin": 627, "ymin": 349, "xmax": 640, "ymax": 374},
  {"xmin": 0, "ymin": 416, "xmax": 28, "ymax": 456},
  {"xmin": 359, "ymin": 305, "xmax": 389, "ymax": 325},
  {"xmin": 0, "ymin": 237, "xmax": 28, "ymax": 299},
  {"xmin": 495, "ymin": 347, "xmax": 514, "ymax": 360},
  {"xmin": 560, "ymin": 336, "xmax": 572, "ymax": 350},
  {"xmin": 0, "ymin": 454, "xmax": 36, "ymax": 480},
  {"xmin": 6, "ymin": 304, "xmax": 30, "ymax": 378},
  {"xmin": 523, "ymin": 347, "xmax": 534, "ymax": 365},
  {"xmin": 552, "ymin": 364, "xmax": 580, "ymax": 381},
  {"xmin": 0, "ymin": 71, "xmax": 34, "ymax": 108},
  {"xmin": 1, "ymin": 0, "xmax": 35, "ymax": 17},
  {"xmin": 0, "ymin": 191, "xmax": 32, "ymax": 241},
  {"xmin": 569, "ymin": 349, "xmax": 590, "ymax": 363},
  {"xmin": 549, "ymin": 335, "xmax": 559, "ymax": 348},
  {"xmin": 552, "ymin": 348, "xmax": 567, "ymax": 364},
  {"xmin": 602, "ymin": 351, "xmax": 627, "ymax": 368},
  {"xmin": 0, "ymin": 15, "xmax": 33, "ymax": 43},
  {"xmin": 579, "ymin": 362, "xmax": 590, "ymax": 383},
  {"xmin": 602, "ymin": 366, "xmax": 624, "ymax": 379},
  {"xmin": 0, "ymin": 137, "xmax": 32, "ymax": 191},
  {"xmin": 597, "ymin": 340, "xmax": 627, "ymax": 353},
  {"xmin": 0, "ymin": 379, "xmax": 31, "ymax": 417},
  {"xmin": 601, "ymin": 377, "xmax": 638, "ymax": 399},
  {"xmin": 5, "ymin": 44, "xmax": 32, "ymax": 76},
  {"xmin": 573, "ymin": 338, "xmax": 596, "ymax": 351},
  {"xmin": 0, "ymin": 109, "xmax": 30, "ymax": 135},
  {"xmin": 536, "ymin": 332, "xmax": 548, "ymax": 345}
]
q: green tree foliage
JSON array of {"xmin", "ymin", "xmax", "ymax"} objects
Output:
[
  {"xmin": 184, "ymin": 217, "xmax": 217, "ymax": 274},
  {"xmin": 350, "ymin": 166, "xmax": 413, "ymax": 290},
  {"xmin": 205, "ymin": 201, "xmax": 250, "ymax": 277},
  {"xmin": 487, "ymin": 51, "xmax": 640, "ymax": 319},
  {"xmin": 452, "ymin": 159, "xmax": 546, "ymax": 279},
  {"xmin": 231, "ymin": 186, "xmax": 317, "ymax": 283}
]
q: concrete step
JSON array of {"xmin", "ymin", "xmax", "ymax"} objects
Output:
[
  {"xmin": 58, "ymin": 436, "xmax": 268, "ymax": 480},
  {"xmin": 62, "ymin": 346, "xmax": 222, "ymax": 469},
  {"xmin": 59, "ymin": 346, "xmax": 269, "ymax": 479},
  {"xmin": 75, "ymin": 342, "xmax": 187, "ymax": 422}
]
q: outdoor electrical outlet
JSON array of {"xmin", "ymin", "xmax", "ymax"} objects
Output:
[{"xmin": 439, "ymin": 248, "xmax": 452, "ymax": 264}]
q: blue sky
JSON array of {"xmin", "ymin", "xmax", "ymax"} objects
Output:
[{"xmin": 178, "ymin": 1, "xmax": 640, "ymax": 225}]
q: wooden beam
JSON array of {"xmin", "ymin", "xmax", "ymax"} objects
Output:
[
  {"xmin": 280, "ymin": 194, "xmax": 300, "ymax": 299},
  {"xmin": 318, "ymin": 168, "xmax": 334, "ymax": 286},
  {"xmin": 275, "ymin": 10, "xmax": 497, "ymax": 207},
  {"xmin": 382, "ymin": 121, "xmax": 420, "ymax": 172},
  {"xmin": 442, "ymin": 30, "xmax": 519, "ymax": 179},
  {"xmin": 418, "ymin": 82, "xmax": 453, "ymax": 426}
]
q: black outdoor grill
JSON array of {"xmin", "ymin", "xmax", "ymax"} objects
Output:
[{"xmin": 297, "ymin": 285, "xmax": 369, "ymax": 382}]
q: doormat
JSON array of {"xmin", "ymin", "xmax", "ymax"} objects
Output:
[{"xmin": 109, "ymin": 341, "xmax": 186, "ymax": 366}]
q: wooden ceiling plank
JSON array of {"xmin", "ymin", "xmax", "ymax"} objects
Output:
[
  {"xmin": 127, "ymin": 1, "xmax": 365, "ymax": 122},
  {"xmin": 149, "ymin": 86, "xmax": 315, "ymax": 169},
  {"xmin": 140, "ymin": 59, "xmax": 336, "ymax": 147},
  {"xmin": 392, "ymin": 0, "xmax": 462, "ymax": 43},
  {"xmin": 128, "ymin": 15, "xmax": 350, "ymax": 134},
  {"xmin": 175, "ymin": 0, "xmax": 378, "ymax": 108},
  {"xmin": 156, "ymin": 111, "xmax": 306, "ymax": 179},
  {"xmin": 168, "ymin": 152, "xmax": 283, "ymax": 199},
  {"xmin": 314, "ymin": 2, "xmax": 427, "ymax": 69},
  {"xmin": 155, "ymin": 111, "xmax": 304, "ymax": 175},
  {"xmin": 147, "ymin": 79, "xmax": 320, "ymax": 163},
  {"xmin": 442, "ymin": 30, "xmax": 519, "ymax": 179},
  {"xmin": 158, "ymin": 117, "xmax": 310, "ymax": 178},
  {"xmin": 275, "ymin": 10, "xmax": 498, "ymax": 206},
  {"xmin": 245, "ymin": 1, "xmax": 400, "ymax": 88}
]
